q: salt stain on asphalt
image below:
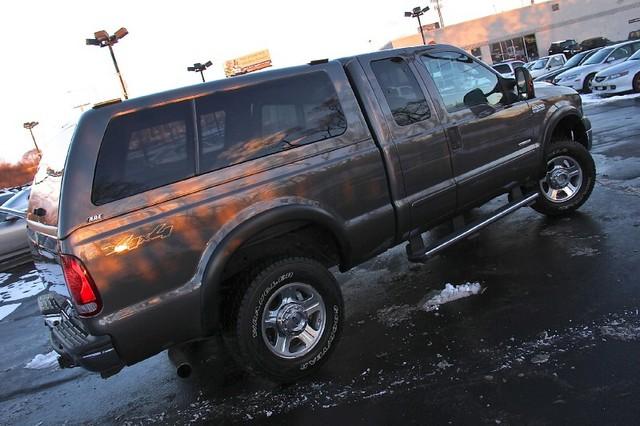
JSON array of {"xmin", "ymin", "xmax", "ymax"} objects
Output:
[{"xmin": 123, "ymin": 309, "xmax": 640, "ymax": 423}]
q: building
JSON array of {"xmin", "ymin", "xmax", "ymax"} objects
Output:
[{"xmin": 385, "ymin": 0, "xmax": 640, "ymax": 64}]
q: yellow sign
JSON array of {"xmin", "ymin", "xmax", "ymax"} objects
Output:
[{"xmin": 224, "ymin": 49, "xmax": 272, "ymax": 77}]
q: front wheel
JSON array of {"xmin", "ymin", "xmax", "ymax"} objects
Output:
[
  {"xmin": 531, "ymin": 140, "xmax": 596, "ymax": 216},
  {"xmin": 633, "ymin": 72, "xmax": 640, "ymax": 93},
  {"xmin": 582, "ymin": 73, "xmax": 595, "ymax": 93},
  {"xmin": 226, "ymin": 257, "xmax": 343, "ymax": 382}
]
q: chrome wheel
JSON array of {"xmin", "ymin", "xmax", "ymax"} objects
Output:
[
  {"xmin": 261, "ymin": 283, "xmax": 326, "ymax": 359},
  {"xmin": 539, "ymin": 155, "xmax": 583, "ymax": 203}
]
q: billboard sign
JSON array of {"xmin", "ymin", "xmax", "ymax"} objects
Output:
[{"xmin": 224, "ymin": 49, "xmax": 272, "ymax": 77}]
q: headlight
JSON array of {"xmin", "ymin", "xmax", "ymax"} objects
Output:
[{"xmin": 607, "ymin": 71, "xmax": 629, "ymax": 80}]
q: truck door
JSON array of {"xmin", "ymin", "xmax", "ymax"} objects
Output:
[
  {"xmin": 415, "ymin": 49, "xmax": 539, "ymax": 210},
  {"xmin": 361, "ymin": 54, "xmax": 456, "ymax": 232}
]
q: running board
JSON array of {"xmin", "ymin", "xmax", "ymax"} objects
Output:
[{"xmin": 406, "ymin": 192, "xmax": 539, "ymax": 263}]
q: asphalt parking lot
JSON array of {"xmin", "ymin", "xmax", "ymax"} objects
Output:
[{"xmin": 0, "ymin": 94, "xmax": 639, "ymax": 425}]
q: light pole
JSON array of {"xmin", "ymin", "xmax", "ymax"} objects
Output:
[
  {"xmin": 23, "ymin": 121, "xmax": 41, "ymax": 154},
  {"xmin": 86, "ymin": 28, "xmax": 130, "ymax": 99},
  {"xmin": 404, "ymin": 6, "xmax": 431, "ymax": 45},
  {"xmin": 187, "ymin": 61, "xmax": 213, "ymax": 82}
]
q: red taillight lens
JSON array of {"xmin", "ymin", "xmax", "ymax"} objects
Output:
[{"xmin": 60, "ymin": 254, "xmax": 101, "ymax": 316}]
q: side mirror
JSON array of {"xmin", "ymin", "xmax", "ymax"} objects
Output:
[{"xmin": 514, "ymin": 67, "xmax": 535, "ymax": 100}]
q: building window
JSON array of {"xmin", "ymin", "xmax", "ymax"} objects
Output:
[
  {"xmin": 552, "ymin": 3, "xmax": 560, "ymax": 11},
  {"xmin": 490, "ymin": 34, "xmax": 539, "ymax": 63}
]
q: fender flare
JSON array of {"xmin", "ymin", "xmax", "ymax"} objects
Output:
[
  {"xmin": 198, "ymin": 204, "xmax": 351, "ymax": 332},
  {"xmin": 541, "ymin": 105, "xmax": 586, "ymax": 152}
]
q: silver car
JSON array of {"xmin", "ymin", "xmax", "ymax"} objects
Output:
[{"xmin": 0, "ymin": 188, "xmax": 31, "ymax": 270}]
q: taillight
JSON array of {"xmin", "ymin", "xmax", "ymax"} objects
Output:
[{"xmin": 60, "ymin": 254, "xmax": 101, "ymax": 316}]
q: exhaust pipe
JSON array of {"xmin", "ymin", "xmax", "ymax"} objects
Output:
[{"xmin": 168, "ymin": 344, "xmax": 195, "ymax": 378}]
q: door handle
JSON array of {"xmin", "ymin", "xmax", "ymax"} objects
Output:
[{"xmin": 446, "ymin": 126, "xmax": 462, "ymax": 151}]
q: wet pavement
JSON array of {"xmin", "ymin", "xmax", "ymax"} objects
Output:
[{"xmin": 0, "ymin": 95, "xmax": 639, "ymax": 425}]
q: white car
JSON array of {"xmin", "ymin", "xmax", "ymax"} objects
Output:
[
  {"xmin": 554, "ymin": 40, "xmax": 640, "ymax": 92},
  {"xmin": 592, "ymin": 48, "xmax": 640, "ymax": 94},
  {"xmin": 527, "ymin": 54, "xmax": 567, "ymax": 78},
  {"xmin": 491, "ymin": 60, "xmax": 525, "ymax": 78}
]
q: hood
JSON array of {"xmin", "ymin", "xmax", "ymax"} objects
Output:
[
  {"xmin": 595, "ymin": 59, "xmax": 640, "ymax": 77},
  {"xmin": 533, "ymin": 82, "xmax": 579, "ymax": 98}
]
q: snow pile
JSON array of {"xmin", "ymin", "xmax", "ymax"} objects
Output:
[
  {"xmin": 422, "ymin": 282, "xmax": 482, "ymax": 312},
  {"xmin": 0, "ymin": 303, "xmax": 21, "ymax": 321},
  {"xmin": 581, "ymin": 92, "xmax": 640, "ymax": 106},
  {"xmin": 25, "ymin": 351, "xmax": 59, "ymax": 370}
]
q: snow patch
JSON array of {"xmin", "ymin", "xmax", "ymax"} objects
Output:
[
  {"xmin": 0, "ymin": 303, "xmax": 21, "ymax": 321},
  {"xmin": 0, "ymin": 270, "xmax": 46, "ymax": 302},
  {"xmin": 422, "ymin": 282, "xmax": 482, "ymax": 312},
  {"xmin": 581, "ymin": 92, "xmax": 640, "ymax": 105},
  {"xmin": 25, "ymin": 351, "xmax": 59, "ymax": 370}
]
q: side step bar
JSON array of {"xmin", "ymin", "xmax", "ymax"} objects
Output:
[{"xmin": 406, "ymin": 192, "xmax": 539, "ymax": 263}]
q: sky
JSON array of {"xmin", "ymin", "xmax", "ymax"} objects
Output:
[{"xmin": 0, "ymin": 0, "xmax": 542, "ymax": 164}]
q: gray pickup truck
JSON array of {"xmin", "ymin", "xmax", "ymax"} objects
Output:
[{"xmin": 28, "ymin": 45, "xmax": 594, "ymax": 381}]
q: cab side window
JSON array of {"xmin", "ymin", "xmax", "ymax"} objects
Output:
[
  {"xmin": 370, "ymin": 57, "xmax": 431, "ymax": 126},
  {"xmin": 420, "ymin": 51, "xmax": 505, "ymax": 113}
]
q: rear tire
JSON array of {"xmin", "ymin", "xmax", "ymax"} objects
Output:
[
  {"xmin": 582, "ymin": 73, "xmax": 596, "ymax": 94},
  {"xmin": 531, "ymin": 140, "xmax": 595, "ymax": 216},
  {"xmin": 225, "ymin": 257, "xmax": 343, "ymax": 382}
]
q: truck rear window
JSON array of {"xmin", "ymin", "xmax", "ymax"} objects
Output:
[
  {"xmin": 92, "ymin": 101, "xmax": 196, "ymax": 205},
  {"xmin": 195, "ymin": 71, "xmax": 347, "ymax": 174}
]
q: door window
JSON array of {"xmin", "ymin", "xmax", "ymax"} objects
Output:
[
  {"xmin": 608, "ymin": 46, "xmax": 631, "ymax": 62},
  {"xmin": 370, "ymin": 58, "xmax": 431, "ymax": 126},
  {"xmin": 420, "ymin": 51, "xmax": 505, "ymax": 113}
]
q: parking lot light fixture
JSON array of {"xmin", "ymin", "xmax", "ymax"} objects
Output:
[
  {"xmin": 187, "ymin": 60, "xmax": 213, "ymax": 82},
  {"xmin": 22, "ymin": 121, "xmax": 41, "ymax": 154},
  {"xmin": 404, "ymin": 5, "xmax": 430, "ymax": 45},
  {"xmin": 85, "ymin": 28, "xmax": 130, "ymax": 99}
]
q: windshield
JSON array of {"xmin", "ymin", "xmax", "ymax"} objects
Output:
[
  {"xmin": 532, "ymin": 58, "xmax": 549, "ymax": 70},
  {"xmin": 583, "ymin": 47, "xmax": 614, "ymax": 65},
  {"xmin": 564, "ymin": 51, "xmax": 587, "ymax": 67}
]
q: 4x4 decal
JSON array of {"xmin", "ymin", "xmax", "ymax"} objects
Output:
[{"xmin": 103, "ymin": 223, "xmax": 173, "ymax": 256}]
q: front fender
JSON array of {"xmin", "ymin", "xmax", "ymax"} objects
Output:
[{"xmin": 196, "ymin": 198, "xmax": 350, "ymax": 332}]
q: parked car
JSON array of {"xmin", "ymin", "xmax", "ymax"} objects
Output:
[
  {"xmin": 548, "ymin": 39, "xmax": 580, "ymax": 57},
  {"xmin": 534, "ymin": 48, "xmax": 601, "ymax": 83},
  {"xmin": 491, "ymin": 60, "xmax": 525, "ymax": 78},
  {"xmin": 580, "ymin": 36, "xmax": 614, "ymax": 51},
  {"xmin": 29, "ymin": 44, "xmax": 594, "ymax": 381},
  {"xmin": 527, "ymin": 54, "xmax": 567, "ymax": 78},
  {"xmin": 592, "ymin": 48, "xmax": 640, "ymax": 94},
  {"xmin": 0, "ymin": 187, "xmax": 31, "ymax": 270},
  {"xmin": 554, "ymin": 40, "xmax": 640, "ymax": 92},
  {"xmin": 629, "ymin": 30, "xmax": 640, "ymax": 40}
]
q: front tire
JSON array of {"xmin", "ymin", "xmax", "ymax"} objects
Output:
[
  {"xmin": 633, "ymin": 72, "xmax": 640, "ymax": 94},
  {"xmin": 531, "ymin": 140, "xmax": 595, "ymax": 216},
  {"xmin": 226, "ymin": 257, "xmax": 343, "ymax": 382},
  {"xmin": 582, "ymin": 73, "xmax": 596, "ymax": 94}
]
